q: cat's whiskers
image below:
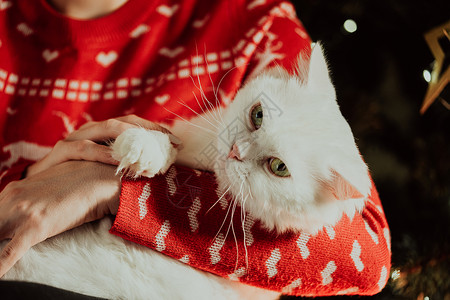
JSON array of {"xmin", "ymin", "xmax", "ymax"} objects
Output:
[
  {"xmin": 247, "ymin": 181, "xmax": 255, "ymax": 201},
  {"xmin": 241, "ymin": 189, "xmax": 250, "ymax": 271},
  {"xmin": 230, "ymin": 194, "xmax": 240, "ymax": 271},
  {"xmin": 212, "ymin": 176, "xmax": 241, "ymax": 242},
  {"xmin": 162, "ymin": 117, "xmax": 216, "ymax": 139},
  {"xmin": 205, "ymin": 64, "xmax": 224, "ymax": 116},
  {"xmin": 193, "ymin": 79, "xmax": 225, "ymax": 130},
  {"xmin": 181, "ymin": 127, "xmax": 214, "ymax": 137},
  {"xmin": 204, "ymin": 90, "xmax": 226, "ymax": 128},
  {"xmin": 203, "ymin": 45, "xmax": 218, "ymax": 104},
  {"xmin": 205, "ymin": 183, "xmax": 233, "ymax": 214},
  {"xmin": 214, "ymin": 64, "xmax": 243, "ymax": 100},
  {"xmin": 222, "ymin": 168, "xmax": 250, "ymax": 271},
  {"xmin": 176, "ymin": 100, "xmax": 219, "ymax": 130},
  {"xmin": 183, "ymin": 46, "xmax": 230, "ymax": 130},
  {"xmin": 201, "ymin": 48, "xmax": 228, "ymax": 127},
  {"xmin": 213, "ymin": 61, "xmax": 250, "ymax": 132},
  {"xmin": 186, "ymin": 79, "xmax": 226, "ymax": 133},
  {"xmin": 226, "ymin": 179, "xmax": 246, "ymax": 271},
  {"xmin": 191, "ymin": 44, "xmax": 222, "ymax": 124},
  {"xmin": 162, "ymin": 107, "xmax": 216, "ymax": 135},
  {"xmin": 187, "ymin": 90, "xmax": 207, "ymax": 118},
  {"xmin": 197, "ymin": 80, "xmax": 217, "ymax": 118},
  {"xmin": 191, "ymin": 90, "xmax": 226, "ymax": 131},
  {"xmin": 208, "ymin": 89, "xmax": 227, "ymax": 130},
  {"xmin": 213, "ymin": 195, "xmax": 235, "ymax": 250},
  {"xmin": 192, "ymin": 46, "xmax": 235, "ymax": 127}
]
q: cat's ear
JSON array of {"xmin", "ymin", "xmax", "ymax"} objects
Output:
[
  {"xmin": 305, "ymin": 43, "xmax": 335, "ymax": 97},
  {"xmin": 326, "ymin": 154, "xmax": 372, "ymax": 201}
]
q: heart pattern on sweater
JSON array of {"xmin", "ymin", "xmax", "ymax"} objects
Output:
[
  {"xmin": 17, "ymin": 23, "xmax": 34, "ymax": 36},
  {"xmin": 130, "ymin": 24, "xmax": 150, "ymax": 38},
  {"xmin": 96, "ymin": 51, "xmax": 118, "ymax": 67},
  {"xmin": 159, "ymin": 47, "xmax": 184, "ymax": 58},
  {"xmin": 0, "ymin": 0, "xmax": 12, "ymax": 10},
  {"xmin": 155, "ymin": 94, "xmax": 170, "ymax": 105},
  {"xmin": 156, "ymin": 4, "xmax": 179, "ymax": 17},
  {"xmin": 192, "ymin": 15, "xmax": 210, "ymax": 28},
  {"xmin": 42, "ymin": 49, "xmax": 59, "ymax": 62},
  {"xmin": 6, "ymin": 107, "xmax": 17, "ymax": 115}
]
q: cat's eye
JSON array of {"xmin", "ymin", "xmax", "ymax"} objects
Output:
[
  {"xmin": 250, "ymin": 103, "xmax": 263, "ymax": 130},
  {"xmin": 268, "ymin": 158, "xmax": 290, "ymax": 177}
]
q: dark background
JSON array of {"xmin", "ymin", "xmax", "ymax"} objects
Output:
[
  {"xmin": 1, "ymin": 2, "xmax": 448, "ymax": 299},
  {"xmin": 285, "ymin": 1, "xmax": 450, "ymax": 299}
]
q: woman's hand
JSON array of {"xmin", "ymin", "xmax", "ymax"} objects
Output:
[
  {"xmin": 26, "ymin": 115, "xmax": 177, "ymax": 177},
  {"xmin": 0, "ymin": 160, "xmax": 121, "ymax": 277},
  {"xmin": 0, "ymin": 114, "xmax": 181, "ymax": 277}
]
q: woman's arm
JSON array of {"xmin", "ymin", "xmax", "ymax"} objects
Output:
[
  {"xmin": 0, "ymin": 160, "xmax": 121, "ymax": 277},
  {"xmin": 0, "ymin": 115, "xmax": 173, "ymax": 277}
]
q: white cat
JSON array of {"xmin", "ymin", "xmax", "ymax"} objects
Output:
[
  {"xmin": 113, "ymin": 43, "xmax": 371, "ymax": 234},
  {"xmin": 2, "ymin": 44, "xmax": 371, "ymax": 299}
]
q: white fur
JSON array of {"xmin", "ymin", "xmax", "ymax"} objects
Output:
[
  {"xmin": 171, "ymin": 44, "xmax": 371, "ymax": 234},
  {"xmin": 3, "ymin": 44, "xmax": 370, "ymax": 298},
  {"xmin": 111, "ymin": 128, "xmax": 177, "ymax": 178},
  {"xmin": 2, "ymin": 218, "xmax": 277, "ymax": 300}
]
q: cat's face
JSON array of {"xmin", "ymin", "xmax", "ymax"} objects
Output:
[{"xmin": 214, "ymin": 44, "xmax": 371, "ymax": 234}]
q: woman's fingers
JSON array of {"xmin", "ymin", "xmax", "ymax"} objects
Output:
[
  {"xmin": 56, "ymin": 140, "xmax": 118, "ymax": 164},
  {"xmin": 0, "ymin": 231, "xmax": 34, "ymax": 277},
  {"xmin": 70, "ymin": 115, "xmax": 172, "ymax": 142},
  {"xmin": 26, "ymin": 140, "xmax": 118, "ymax": 177},
  {"xmin": 66, "ymin": 118, "xmax": 137, "ymax": 142},
  {"xmin": 115, "ymin": 115, "xmax": 172, "ymax": 134},
  {"xmin": 26, "ymin": 115, "xmax": 181, "ymax": 177}
]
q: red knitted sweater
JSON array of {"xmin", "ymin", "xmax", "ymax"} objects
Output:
[{"xmin": 0, "ymin": 0, "xmax": 391, "ymax": 296}]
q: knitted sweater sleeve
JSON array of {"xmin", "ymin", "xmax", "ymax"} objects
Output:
[
  {"xmin": 111, "ymin": 166, "xmax": 390, "ymax": 296},
  {"xmin": 110, "ymin": 1, "xmax": 391, "ymax": 296}
]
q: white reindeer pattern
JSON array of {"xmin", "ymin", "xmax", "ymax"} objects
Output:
[
  {"xmin": 0, "ymin": 111, "xmax": 94, "ymax": 179},
  {"xmin": 0, "ymin": 141, "xmax": 52, "ymax": 171}
]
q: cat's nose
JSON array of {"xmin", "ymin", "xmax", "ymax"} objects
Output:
[
  {"xmin": 228, "ymin": 143, "xmax": 242, "ymax": 161},
  {"xmin": 228, "ymin": 141, "xmax": 250, "ymax": 161}
]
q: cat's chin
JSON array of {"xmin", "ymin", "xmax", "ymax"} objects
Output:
[
  {"xmin": 248, "ymin": 196, "xmax": 366, "ymax": 235},
  {"xmin": 213, "ymin": 158, "xmax": 237, "ymax": 191},
  {"xmin": 214, "ymin": 167, "xmax": 366, "ymax": 236}
]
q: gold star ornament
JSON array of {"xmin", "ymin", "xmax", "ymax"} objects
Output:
[{"xmin": 421, "ymin": 20, "xmax": 450, "ymax": 114}]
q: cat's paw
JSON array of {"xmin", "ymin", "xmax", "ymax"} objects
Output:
[{"xmin": 111, "ymin": 128, "xmax": 177, "ymax": 178}]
